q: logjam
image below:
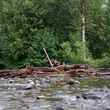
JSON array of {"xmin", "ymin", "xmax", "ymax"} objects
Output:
[{"xmin": 0, "ymin": 64, "xmax": 99, "ymax": 78}]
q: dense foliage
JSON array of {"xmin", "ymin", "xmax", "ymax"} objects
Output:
[{"xmin": 0, "ymin": 0, "xmax": 110, "ymax": 68}]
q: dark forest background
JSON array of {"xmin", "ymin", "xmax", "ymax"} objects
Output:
[{"xmin": 0, "ymin": 0, "xmax": 110, "ymax": 69}]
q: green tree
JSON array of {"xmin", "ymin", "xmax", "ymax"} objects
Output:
[
  {"xmin": 0, "ymin": 0, "xmax": 58, "ymax": 68},
  {"xmin": 85, "ymin": 0, "xmax": 107, "ymax": 58},
  {"xmin": 44, "ymin": 0, "xmax": 80, "ymax": 41}
]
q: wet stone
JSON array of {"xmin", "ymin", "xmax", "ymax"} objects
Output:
[
  {"xmin": 106, "ymin": 95, "xmax": 110, "ymax": 99},
  {"xmin": 56, "ymin": 107, "xmax": 64, "ymax": 110},
  {"xmin": 8, "ymin": 79, "xmax": 14, "ymax": 83},
  {"xmin": 105, "ymin": 108, "xmax": 110, "ymax": 110},
  {"xmin": 81, "ymin": 93, "xmax": 101, "ymax": 100},
  {"xmin": 36, "ymin": 96, "xmax": 40, "ymax": 100},
  {"xmin": 76, "ymin": 95, "xmax": 80, "ymax": 99},
  {"xmin": 66, "ymin": 79, "xmax": 80, "ymax": 85},
  {"xmin": 0, "ymin": 76, "xmax": 110, "ymax": 110}
]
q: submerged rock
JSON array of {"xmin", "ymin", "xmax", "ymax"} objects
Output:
[
  {"xmin": 105, "ymin": 108, "xmax": 110, "ymax": 110},
  {"xmin": 57, "ymin": 94, "xmax": 77, "ymax": 105},
  {"xmin": 9, "ymin": 80, "xmax": 35, "ymax": 90},
  {"xmin": 66, "ymin": 79, "xmax": 80, "ymax": 85},
  {"xmin": 8, "ymin": 79, "xmax": 15, "ymax": 83},
  {"xmin": 81, "ymin": 93, "xmax": 101, "ymax": 100},
  {"xmin": 22, "ymin": 80, "xmax": 35, "ymax": 90},
  {"xmin": 56, "ymin": 107, "xmax": 64, "ymax": 110}
]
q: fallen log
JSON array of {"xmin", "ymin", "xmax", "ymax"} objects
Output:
[
  {"xmin": 97, "ymin": 72, "xmax": 110, "ymax": 76},
  {"xmin": 32, "ymin": 67, "xmax": 57, "ymax": 72},
  {"xmin": 96, "ymin": 68, "xmax": 110, "ymax": 76},
  {"xmin": 97, "ymin": 68, "xmax": 110, "ymax": 73}
]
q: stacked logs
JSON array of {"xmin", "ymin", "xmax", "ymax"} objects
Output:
[
  {"xmin": 55, "ymin": 64, "xmax": 97, "ymax": 77},
  {"xmin": 0, "ymin": 64, "xmax": 97, "ymax": 78}
]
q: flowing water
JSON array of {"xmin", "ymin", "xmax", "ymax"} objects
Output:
[{"xmin": 0, "ymin": 75, "xmax": 110, "ymax": 110}]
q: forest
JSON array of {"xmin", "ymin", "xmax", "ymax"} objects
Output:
[{"xmin": 0, "ymin": 0, "xmax": 110, "ymax": 69}]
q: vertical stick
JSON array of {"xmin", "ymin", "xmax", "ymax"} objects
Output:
[{"xmin": 43, "ymin": 48, "xmax": 54, "ymax": 67}]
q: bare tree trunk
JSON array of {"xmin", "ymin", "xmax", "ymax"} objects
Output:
[{"xmin": 80, "ymin": 0, "xmax": 86, "ymax": 60}]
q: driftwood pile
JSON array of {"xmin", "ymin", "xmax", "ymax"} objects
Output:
[
  {"xmin": 0, "ymin": 64, "xmax": 97, "ymax": 78},
  {"xmin": 0, "ymin": 48, "xmax": 109, "ymax": 78}
]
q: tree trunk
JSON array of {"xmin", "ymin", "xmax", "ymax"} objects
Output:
[{"xmin": 80, "ymin": 0, "xmax": 86, "ymax": 60}]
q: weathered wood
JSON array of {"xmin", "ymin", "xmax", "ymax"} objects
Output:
[
  {"xmin": 0, "ymin": 64, "xmax": 108, "ymax": 78},
  {"xmin": 32, "ymin": 67, "xmax": 57, "ymax": 72},
  {"xmin": 43, "ymin": 48, "xmax": 53, "ymax": 67}
]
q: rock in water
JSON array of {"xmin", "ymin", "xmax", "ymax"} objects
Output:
[
  {"xmin": 56, "ymin": 107, "xmax": 64, "ymax": 110},
  {"xmin": 67, "ymin": 79, "xmax": 80, "ymax": 85},
  {"xmin": 23, "ymin": 80, "xmax": 35, "ymax": 90},
  {"xmin": 81, "ymin": 93, "xmax": 101, "ymax": 100},
  {"xmin": 15, "ymin": 80, "xmax": 35, "ymax": 90}
]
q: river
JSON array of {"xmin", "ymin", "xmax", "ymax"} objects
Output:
[{"xmin": 0, "ymin": 75, "xmax": 110, "ymax": 110}]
